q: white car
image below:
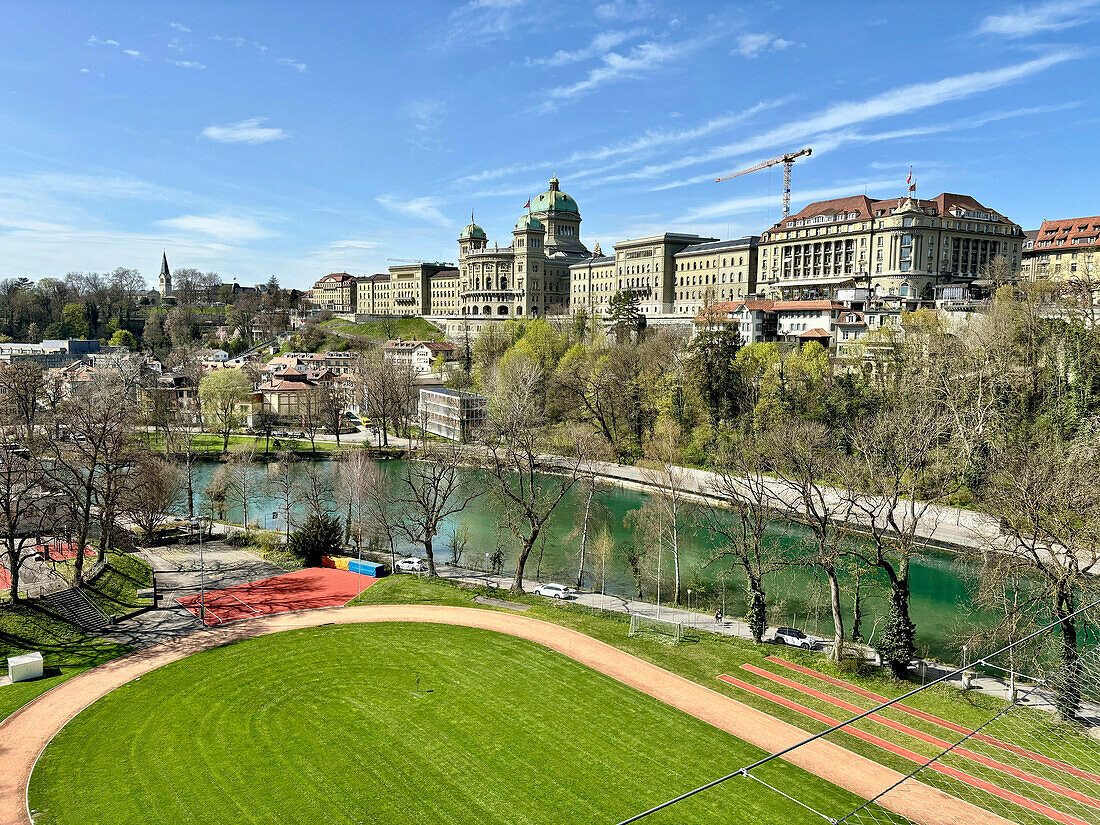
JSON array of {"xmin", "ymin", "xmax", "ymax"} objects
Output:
[
  {"xmin": 770, "ymin": 627, "xmax": 821, "ymax": 650},
  {"xmin": 533, "ymin": 583, "xmax": 573, "ymax": 600},
  {"xmin": 395, "ymin": 557, "xmax": 426, "ymax": 573}
]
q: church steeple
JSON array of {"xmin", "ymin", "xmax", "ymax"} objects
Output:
[{"xmin": 158, "ymin": 251, "xmax": 172, "ymax": 298}]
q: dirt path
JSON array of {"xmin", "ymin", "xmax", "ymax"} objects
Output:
[{"xmin": 0, "ymin": 605, "xmax": 1011, "ymax": 825}]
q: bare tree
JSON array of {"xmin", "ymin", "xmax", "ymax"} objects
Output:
[
  {"xmin": 633, "ymin": 418, "xmax": 693, "ymax": 604},
  {"xmin": 119, "ymin": 455, "xmax": 185, "ymax": 544},
  {"xmin": 481, "ymin": 358, "xmax": 592, "ymax": 595},
  {"xmin": 300, "ymin": 388, "xmax": 325, "ymax": 453},
  {"xmin": 765, "ymin": 421, "xmax": 851, "ymax": 661},
  {"xmin": 0, "ymin": 444, "xmax": 49, "ymax": 601},
  {"xmin": 840, "ymin": 400, "xmax": 957, "ymax": 677},
  {"xmin": 265, "ymin": 452, "xmax": 303, "ymax": 543},
  {"xmin": 977, "ymin": 431, "xmax": 1100, "ymax": 719},
  {"xmin": 300, "ymin": 461, "xmax": 336, "ymax": 523},
  {"xmin": 704, "ymin": 434, "xmax": 786, "ymax": 644},
  {"xmin": 0, "ymin": 362, "xmax": 45, "ymax": 443},
  {"xmin": 336, "ymin": 449, "xmax": 376, "ymax": 549},
  {"xmin": 392, "ymin": 443, "xmax": 481, "ymax": 577},
  {"xmin": 220, "ymin": 445, "xmax": 258, "ymax": 532}
]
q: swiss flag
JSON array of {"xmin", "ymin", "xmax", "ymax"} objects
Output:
[{"xmin": 523, "ymin": 198, "xmax": 531, "ymax": 209}]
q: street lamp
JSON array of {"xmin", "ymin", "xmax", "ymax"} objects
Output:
[
  {"xmin": 687, "ymin": 588, "xmax": 692, "ymax": 628},
  {"xmin": 191, "ymin": 517, "xmax": 206, "ymax": 624}
]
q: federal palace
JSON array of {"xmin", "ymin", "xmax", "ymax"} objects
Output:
[{"xmin": 309, "ymin": 175, "xmax": 1097, "ymax": 335}]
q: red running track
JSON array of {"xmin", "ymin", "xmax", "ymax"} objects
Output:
[
  {"xmin": 740, "ymin": 663, "xmax": 1100, "ymax": 812},
  {"xmin": 719, "ymin": 673, "xmax": 1092, "ymax": 825},
  {"xmin": 176, "ymin": 568, "xmax": 377, "ymax": 627},
  {"xmin": 765, "ymin": 655, "xmax": 1100, "ymax": 786},
  {"xmin": 35, "ymin": 542, "xmax": 96, "ymax": 563}
]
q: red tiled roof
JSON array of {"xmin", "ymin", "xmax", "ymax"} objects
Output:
[
  {"xmin": 798, "ymin": 327, "xmax": 831, "ymax": 338},
  {"xmin": 767, "ymin": 192, "xmax": 1017, "ymax": 235},
  {"xmin": 318, "ymin": 272, "xmax": 355, "ymax": 282},
  {"xmin": 692, "ymin": 300, "xmax": 774, "ymax": 323},
  {"xmin": 772, "ymin": 300, "xmax": 845, "ymax": 311},
  {"xmin": 1033, "ymin": 216, "xmax": 1100, "ymax": 252}
]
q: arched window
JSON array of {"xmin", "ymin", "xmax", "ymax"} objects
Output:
[
  {"xmin": 483, "ymin": 305, "xmax": 492, "ymax": 315},
  {"xmin": 500, "ymin": 276, "xmax": 508, "ymax": 290},
  {"xmin": 498, "ymin": 305, "xmax": 509, "ymax": 315}
]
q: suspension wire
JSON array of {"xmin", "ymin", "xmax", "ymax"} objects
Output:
[
  {"xmin": 836, "ymin": 639, "xmax": 1100, "ymax": 823},
  {"xmin": 745, "ymin": 771, "xmax": 838, "ymax": 824},
  {"xmin": 613, "ymin": 597, "xmax": 1100, "ymax": 825}
]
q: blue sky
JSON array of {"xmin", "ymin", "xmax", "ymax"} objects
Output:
[{"xmin": 1, "ymin": 0, "xmax": 1098, "ymax": 289}]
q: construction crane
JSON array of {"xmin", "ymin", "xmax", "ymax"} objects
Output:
[
  {"xmin": 715, "ymin": 147, "xmax": 812, "ymax": 219},
  {"xmin": 386, "ymin": 257, "xmax": 428, "ymax": 264}
]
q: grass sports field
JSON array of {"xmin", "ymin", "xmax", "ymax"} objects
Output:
[{"xmin": 27, "ymin": 623, "xmax": 888, "ymax": 825}]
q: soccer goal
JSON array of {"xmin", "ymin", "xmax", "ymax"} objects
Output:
[{"xmin": 628, "ymin": 613, "xmax": 683, "ymax": 644}]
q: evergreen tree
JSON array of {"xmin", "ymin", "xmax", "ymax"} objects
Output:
[
  {"xmin": 289, "ymin": 514, "xmax": 343, "ymax": 567},
  {"xmin": 685, "ymin": 327, "xmax": 742, "ymax": 422},
  {"xmin": 604, "ymin": 290, "xmax": 643, "ymax": 343}
]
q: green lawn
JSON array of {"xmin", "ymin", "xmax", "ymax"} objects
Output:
[
  {"xmin": 322, "ymin": 316, "xmax": 444, "ymax": 341},
  {"xmin": 0, "ymin": 555, "xmax": 150, "ymax": 722},
  {"xmin": 28, "ymin": 623, "xmax": 893, "ymax": 825}
]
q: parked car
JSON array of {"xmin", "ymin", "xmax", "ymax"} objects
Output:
[
  {"xmin": 532, "ymin": 583, "xmax": 573, "ymax": 600},
  {"xmin": 770, "ymin": 627, "xmax": 821, "ymax": 649},
  {"xmin": 395, "ymin": 557, "xmax": 426, "ymax": 573}
]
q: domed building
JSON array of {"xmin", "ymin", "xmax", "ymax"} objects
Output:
[{"xmin": 457, "ymin": 176, "xmax": 589, "ymax": 318}]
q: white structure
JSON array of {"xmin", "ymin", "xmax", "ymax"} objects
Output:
[
  {"xmin": 418, "ymin": 387, "xmax": 486, "ymax": 442},
  {"xmin": 7, "ymin": 651, "xmax": 43, "ymax": 683},
  {"xmin": 383, "ymin": 340, "xmax": 456, "ymax": 375}
]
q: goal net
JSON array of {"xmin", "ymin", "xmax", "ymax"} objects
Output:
[{"xmin": 628, "ymin": 612, "xmax": 683, "ymax": 644}]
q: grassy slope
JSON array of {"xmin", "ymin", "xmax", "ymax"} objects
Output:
[
  {"xmin": 322, "ymin": 316, "xmax": 443, "ymax": 341},
  {"xmin": 29, "ymin": 623, "xmax": 894, "ymax": 825},
  {"xmin": 0, "ymin": 555, "xmax": 151, "ymax": 721}
]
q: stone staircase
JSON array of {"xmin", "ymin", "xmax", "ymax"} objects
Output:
[{"xmin": 45, "ymin": 587, "xmax": 111, "ymax": 632}]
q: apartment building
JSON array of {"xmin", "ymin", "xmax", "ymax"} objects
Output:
[
  {"xmin": 757, "ymin": 193, "xmax": 1024, "ymax": 303},
  {"xmin": 1023, "ymin": 216, "xmax": 1100, "ymax": 282}
]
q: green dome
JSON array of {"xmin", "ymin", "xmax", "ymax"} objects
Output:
[
  {"xmin": 530, "ymin": 176, "xmax": 579, "ymax": 214},
  {"xmin": 459, "ymin": 222, "xmax": 486, "ymax": 240},
  {"xmin": 514, "ymin": 213, "xmax": 544, "ymax": 231}
]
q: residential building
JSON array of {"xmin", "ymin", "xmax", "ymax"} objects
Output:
[
  {"xmin": 757, "ymin": 192, "xmax": 1024, "ymax": 304},
  {"xmin": 418, "ymin": 387, "xmax": 487, "ymax": 442},
  {"xmin": 382, "ymin": 339, "xmax": 457, "ymax": 374},
  {"xmin": 1023, "ymin": 216, "xmax": 1100, "ymax": 282},
  {"xmin": 672, "ymin": 236, "xmax": 760, "ymax": 316},
  {"xmin": 265, "ymin": 351, "xmax": 357, "ymax": 378},
  {"xmin": 311, "ymin": 273, "xmax": 357, "ymax": 314},
  {"xmin": 256, "ymin": 367, "xmax": 322, "ymax": 421},
  {"xmin": 458, "ymin": 176, "xmax": 588, "ymax": 319},
  {"xmin": 693, "ymin": 300, "xmax": 776, "ymax": 345}
]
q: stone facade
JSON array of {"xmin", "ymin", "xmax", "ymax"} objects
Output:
[
  {"xmin": 672, "ymin": 236, "xmax": 760, "ymax": 316},
  {"xmin": 457, "ymin": 177, "xmax": 587, "ymax": 318},
  {"xmin": 311, "ymin": 272, "xmax": 357, "ymax": 313},
  {"xmin": 758, "ymin": 193, "xmax": 1024, "ymax": 304}
]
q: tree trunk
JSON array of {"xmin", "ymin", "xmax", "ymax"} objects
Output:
[
  {"xmin": 747, "ymin": 573, "xmax": 767, "ymax": 644},
  {"xmin": 510, "ymin": 534, "xmax": 537, "ymax": 595},
  {"xmin": 424, "ymin": 534, "xmax": 437, "ymax": 578},
  {"xmin": 671, "ymin": 520, "xmax": 681, "ymax": 605},
  {"xmin": 825, "ymin": 565, "xmax": 845, "ymax": 662},
  {"xmin": 1054, "ymin": 587, "xmax": 1081, "ymax": 721},
  {"xmin": 575, "ymin": 486, "xmax": 593, "ymax": 589},
  {"xmin": 6, "ymin": 539, "xmax": 21, "ymax": 602}
]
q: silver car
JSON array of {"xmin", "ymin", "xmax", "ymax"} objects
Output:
[{"xmin": 395, "ymin": 557, "xmax": 426, "ymax": 573}]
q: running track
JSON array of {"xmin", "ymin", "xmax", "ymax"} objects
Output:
[{"xmin": 0, "ymin": 606, "xmax": 1014, "ymax": 825}]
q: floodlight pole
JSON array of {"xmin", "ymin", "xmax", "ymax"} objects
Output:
[{"xmin": 192, "ymin": 517, "xmax": 205, "ymax": 623}]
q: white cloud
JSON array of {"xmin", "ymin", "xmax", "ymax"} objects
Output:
[
  {"xmin": 79, "ymin": 68, "xmax": 90, "ymax": 74},
  {"xmin": 166, "ymin": 59, "xmax": 206, "ymax": 70},
  {"xmin": 976, "ymin": 0, "xmax": 1100, "ymax": 38},
  {"xmin": 123, "ymin": 49, "xmax": 142, "ymax": 58},
  {"xmin": 376, "ymin": 194, "xmax": 449, "ymax": 225},
  {"xmin": 465, "ymin": 0, "xmax": 526, "ymax": 7},
  {"xmin": 527, "ymin": 29, "xmax": 642, "ymax": 67},
  {"xmin": 202, "ymin": 117, "xmax": 288, "ymax": 144},
  {"xmin": 159, "ymin": 214, "xmax": 273, "ymax": 241},
  {"xmin": 735, "ymin": 33, "xmax": 801, "ymax": 57},
  {"xmin": 454, "ymin": 99, "xmax": 786, "ymax": 186},
  {"xmin": 593, "ymin": 50, "xmax": 1081, "ymax": 186},
  {"xmin": 87, "ymin": 36, "xmax": 119, "ymax": 47},
  {"xmin": 169, "ymin": 22, "xmax": 191, "ymax": 33},
  {"xmin": 213, "ymin": 34, "xmax": 247, "ymax": 47},
  {"xmin": 543, "ymin": 38, "xmax": 693, "ymax": 107},
  {"xmin": 275, "ymin": 57, "xmax": 308, "ymax": 73}
]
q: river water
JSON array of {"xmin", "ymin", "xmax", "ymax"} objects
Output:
[{"xmin": 190, "ymin": 458, "xmax": 990, "ymax": 662}]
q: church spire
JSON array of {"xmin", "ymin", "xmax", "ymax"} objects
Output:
[
  {"xmin": 158, "ymin": 251, "xmax": 172, "ymax": 299},
  {"xmin": 160, "ymin": 250, "xmax": 169, "ymax": 279}
]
